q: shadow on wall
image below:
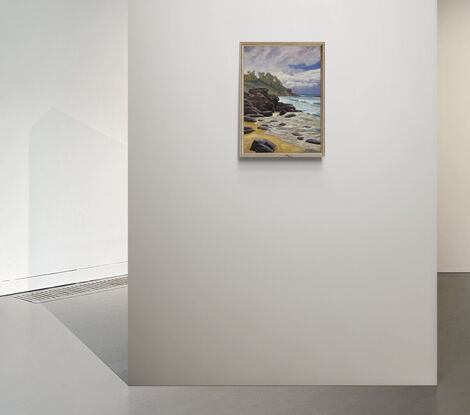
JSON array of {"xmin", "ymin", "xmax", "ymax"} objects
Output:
[{"xmin": 28, "ymin": 109, "xmax": 128, "ymax": 282}]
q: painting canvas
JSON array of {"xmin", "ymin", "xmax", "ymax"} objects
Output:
[{"xmin": 240, "ymin": 42, "xmax": 324, "ymax": 158}]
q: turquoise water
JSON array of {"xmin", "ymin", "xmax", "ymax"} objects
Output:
[
  {"xmin": 250, "ymin": 95, "xmax": 322, "ymax": 151},
  {"xmin": 278, "ymin": 96, "xmax": 321, "ymax": 117}
]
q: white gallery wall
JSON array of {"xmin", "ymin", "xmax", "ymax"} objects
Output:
[
  {"xmin": 0, "ymin": 0, "xmax": 128, "ymax": 294},
  {"xmin": 438, "ymin": 0, "xmax": 470, "ymax": 272},
  {"xmin": 129, "ymin": 0, "xmax": 437, "ymax": 385}
]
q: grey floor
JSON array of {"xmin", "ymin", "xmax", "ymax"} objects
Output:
[
  {"xmin": 44, "ymin": 287, "xmax": 128, "ymax": 383},
  {"xmin": 0, "ymin": 274, "xmax": 469, "ymax": 414}
]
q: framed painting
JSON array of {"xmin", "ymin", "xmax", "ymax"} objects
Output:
[{"xmin": 240, "ymin": 42, "xmax": 325, "ymax": 158}]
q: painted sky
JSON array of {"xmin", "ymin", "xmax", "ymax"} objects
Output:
[{"xmin": 244, "ymin": 45, "xmax": 321, "ymax": 95}]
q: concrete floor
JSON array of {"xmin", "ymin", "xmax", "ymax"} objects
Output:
[
  {"xmin": 437, "ymin": 274, "xmax": 470, "ymax": 415},
  {"xmin": 44, "ymin": 287, "xmax": 128, "ymax": 383},
  {"xmin": 0, "ymin": 275, "xmax": 468, "ymax": 414}
]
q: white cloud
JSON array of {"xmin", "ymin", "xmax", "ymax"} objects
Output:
[
  {"xmin": 274, "ymin": 68, "xmax": 321, "ymax": 90},
  {"xmin": 243, "ymin": 46, "xmax": 321, "ymax": 93},
  {"xmin": 243, "ymin": 45, "xmax": 321, "ymax": 75}
]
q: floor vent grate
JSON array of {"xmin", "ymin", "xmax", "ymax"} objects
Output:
[{"xmin": 11, "ymin": 275, "xmax": 128, "ymax": 304}]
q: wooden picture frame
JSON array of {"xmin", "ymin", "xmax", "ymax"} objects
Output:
[{"xmin": 239, "ymin": 42, "xmax": 325, "ymax": 158}]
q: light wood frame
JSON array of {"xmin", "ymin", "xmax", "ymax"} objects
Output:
[{"xmin": 239, "ymin": 42, "xmax": 325, "ymax": 158}]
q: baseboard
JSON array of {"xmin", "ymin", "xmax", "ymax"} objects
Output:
[{"xmin": 0, "ymin": 262, "xmax": 128, "ymax": 296}]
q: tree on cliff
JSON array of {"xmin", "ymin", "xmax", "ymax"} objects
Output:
[{"xmin": 243, "ymin": 71, "xmax": 296, "ymax": 96}]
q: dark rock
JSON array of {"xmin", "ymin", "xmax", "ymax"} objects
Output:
[
  {"xmin": 303, "ymin": 125, "xmax": 311, "ymax": 128},
  {"xmin": 279, "ymin": 123, "xmax": 286, "ymax": 126},
  {"xmin": 279, "ymin": 110, "xmax": 286, "ymax": 116},
  {"xmin": 250, "ymin": 139, "xmax": 276, "ymax": 153},
  {"xmin": 244, "ymin": 88, "xmax": 299, "ymax": 117},
  {"xmin": 284, "ymin": 113, "xmax": 296, "ymax": 118},
  {"xmin": 244, "ymin": 106, "xmax": 258, "ymax": 115},
  {"xmin": 297, "ymin": 137, "xmax": 304, "ymax": 140},
  {"xmin": 249, "ymin": 88, "xmax": 269, "ymax": 95},
  {"xmin": 244, "ymin": 116, "xmax": 256, "ymax": 122},
  {"xmin": 292, "ymin": 132, "xmax": 302, "ymax": 136},
  {"xmin": 306, "ymin": 138, "xmax": 321, "ymax": 144},
  {"xmin": 258, "ymin": 124, "xmax": 270, "ymax": 130},
  {"xmin": 268, "ymin": 94, "xmax": 279, "ymax": 105},
  {"xmin": 277, "ymin": 102, "xmax": 297, "ymax": 113},
  {"xmin": 244, "ymin": 126, "xmax": 254, "ymax": 134},
  {"xmin": 246, "ymin": 89, "xmax": 276, "ymax": 112},
  {"xmin": 261, "ymin": 111, "xmax": 273, "ymax": 116}
]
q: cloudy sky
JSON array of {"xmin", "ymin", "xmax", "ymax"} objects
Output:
[{"xmin": 243, "ymin": 45, "xmax": 322, "ymax": 95}]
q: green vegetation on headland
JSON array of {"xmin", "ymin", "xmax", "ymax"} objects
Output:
[{"xmin": 244, "ymin": 71, "xmax": 298, "ymax": 96}]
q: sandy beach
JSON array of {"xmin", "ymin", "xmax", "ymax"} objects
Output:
[{"xmin": 243, "ymin": 120, "xmax": 304, "ymax": 154}]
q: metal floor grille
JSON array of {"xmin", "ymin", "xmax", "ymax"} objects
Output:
[{"xmin": 12, "ymin": 275, "xmax": 128, "ymax": 304}]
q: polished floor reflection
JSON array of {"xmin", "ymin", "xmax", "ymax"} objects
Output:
[{"xmin": 0, "ymin": 275, "xmax": 469, "ymax": 414}]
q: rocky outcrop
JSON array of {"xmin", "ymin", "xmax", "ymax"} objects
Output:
[
  {"xmin": 250, "ymin": 139, "xmax": 276, "ymax": 153},
  {"xmin": 284, "ymin": 113, "xmax": 296, "ymax": 118},
  {"xmin": 285, "ymin": 88, "xmax": 299, "ymax": 97},
  {"xmin": 244, "ymin": 126, "xmax": 254, "ymax": 134},
  {"xmin": 244, "ymin": 88, "xmax": 297, "ymax": 116},
  {"xmin": 244, "ymin": 71, "xmax": 299, "ymax": 96}
]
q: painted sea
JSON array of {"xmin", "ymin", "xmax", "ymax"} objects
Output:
[
  {"xmin": 279, "ymin": 96, "xmax": 321, "ymax": 117},
  {"xmin": 244, "ymin": 95, "xmax": 321, "ymax": 153}
]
